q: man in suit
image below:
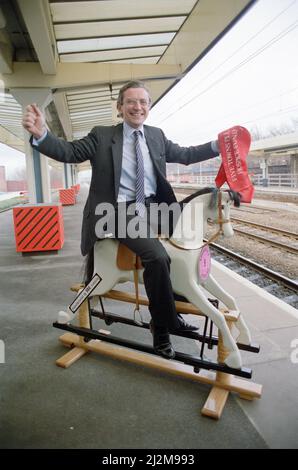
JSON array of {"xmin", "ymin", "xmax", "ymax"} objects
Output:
[{"xmin": 22, "ymin": 80, "xmax": 219, "ymax": 360}]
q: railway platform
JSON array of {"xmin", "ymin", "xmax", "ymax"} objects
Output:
[{"xmin": 0, "ymin": 184, "xmax": 298, "ymax": 449}]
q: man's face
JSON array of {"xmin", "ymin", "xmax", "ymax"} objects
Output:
[{"xmin": 117, "ymin": 87, "xmax": 151, "ymax": 128}]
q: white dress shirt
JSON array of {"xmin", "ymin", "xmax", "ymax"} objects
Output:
[{"xmin": 117, "ymin": 122, "xmax": 157, "ymax": 202}]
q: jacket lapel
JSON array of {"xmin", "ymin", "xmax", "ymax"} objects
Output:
[
  {"xmin": 144, "ymin": 126, "xmax": 163, "ymax": 171},
  {"xmin": 111, "ymin": 124, "xmax": 124, "ymax": 201}
]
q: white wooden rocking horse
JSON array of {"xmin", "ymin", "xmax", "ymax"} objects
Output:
[
  {"xmin": 58, "ymin": 187, "xmax": 252, "ymax": 369},
  {"xmin": 55, "ymin": 187, "xmax": 262, "ymax": 419}
]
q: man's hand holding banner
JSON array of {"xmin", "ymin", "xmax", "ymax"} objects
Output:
[{"xmin": 215, "ymin": 125, "xmax": 254, "ymax": 203}]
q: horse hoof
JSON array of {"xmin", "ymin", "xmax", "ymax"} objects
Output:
[
  {"xmin": 57, "ymin": 310, "xmax": 71, "ymax": 324},
  {"xmin": 225, "ymin": 350, "xmax": 242, "ymax": 369}
]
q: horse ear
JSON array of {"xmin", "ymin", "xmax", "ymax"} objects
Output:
[
  {"xmin": 227, "ymin": 190, "xmax": 241, "ymax": 207},
  {"xmin": 234, "ymin": 191, "xmax": 241, "ymax": 207}
]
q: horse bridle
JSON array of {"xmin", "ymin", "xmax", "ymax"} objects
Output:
[
  {"xmin": 169, "ymin": 189, "xmax": 231, "ymax": 250},
  {"xmin": 206, "ymin": 190, "xmax": 231, "ymax": 244},
  {"xmin": 132, "ymin": 190, "xmax": 231, "ymax": 316}
]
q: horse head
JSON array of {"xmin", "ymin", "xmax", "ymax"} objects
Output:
[
  {"xmin": 179, "ymin": 187, "xmax": 240, "ymax": 242},
  {"xmin": 207, "ymin": 187, "xmax": 240, "ymax": 239}
]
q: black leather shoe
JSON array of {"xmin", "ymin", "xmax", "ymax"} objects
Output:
[
  {"xmin": 150, "ymin": 322, "xmax": 175, "ymax": 360},
  {"xmin": 170, "ymin": 315, "xmax": 199, "ymax": 334}
]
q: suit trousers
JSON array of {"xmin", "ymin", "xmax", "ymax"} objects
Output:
[
  {"xmin": 114, "ymin": 200, "xmax": 180, "ymax": 330},
  {"xmin": 84, "ymin": 199, "xmax": 180, "ymax": 330}
]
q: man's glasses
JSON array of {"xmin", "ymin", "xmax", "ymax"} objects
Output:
[{"xmin": 123, "ymin": 99, "xmax": 150, "ymax": 107}]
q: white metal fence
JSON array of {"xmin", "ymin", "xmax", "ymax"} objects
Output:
[
  {"xmin": 169, "ymin": 173, "xmax": 298, "ymax": 188},
  {"xmin": 251, "ymin": 174, "xmax": 298, "ymax": 188}
]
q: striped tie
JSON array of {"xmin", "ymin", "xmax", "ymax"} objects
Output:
[{"xmin": 134, "ymin": 130, "xmax": 146, "ymax": 216}]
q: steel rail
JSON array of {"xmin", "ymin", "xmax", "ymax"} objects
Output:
[
  {"xmin": 231, "ymin": 217, "xmax": 298, "ymax": 238},
  {"xmin": 233, "ymin": 227, "xmax": 298, "ymax": 254},
  {"xmin": 209, "ymin": 242, "xmax": 298, "ymax": 292}
]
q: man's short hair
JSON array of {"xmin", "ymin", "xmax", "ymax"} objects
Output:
[{"xmin": 117, "ymin": 81, "xmax": 152, "ymax": 106}]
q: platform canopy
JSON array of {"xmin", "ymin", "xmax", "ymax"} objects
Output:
[{"xmin": 0, "ymin": 0, "xmax": 255, "ymax": 161}]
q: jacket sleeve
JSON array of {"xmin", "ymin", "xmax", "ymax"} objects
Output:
[
  {"xmin": 161, "ymin": 129, "xmax": 218, "ymax": 165},
  {"xmin": 30, "ymin": 127, "xmax": 99, "ymax": 164}
]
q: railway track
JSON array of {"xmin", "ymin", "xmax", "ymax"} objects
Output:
[
  {"xmin": 0, "ymin": 206, "xmax": 16, "ymax": 213},
  {"xmin": 0, "ymin": 199, "xmax": 28, "ymax": 213},
  {"xmin": 232, "ymin": 205, "xmax": 277, "ymax": 214},
  {"xmin": 230, "ymin": 217, "xmax": 298, "ymax": 254},
  {"xmin": 174, "ymin": 189, "xmax": 298, "ymax": 307},
  {"xmin": 230, "ymin": 217, "xmax": 297, "ymax": 237},
  {"xmin": 209, "ymin": 243, "xmax": 298, "ymax": 309}
]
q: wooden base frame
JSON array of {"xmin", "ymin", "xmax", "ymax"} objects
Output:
[{"xmin": 55, "ymin": 287, "xmax": 262, "ymax": 419}]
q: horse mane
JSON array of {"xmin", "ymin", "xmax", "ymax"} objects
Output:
[
  {"xmin": 179, "ymin": 187, "xmax": 215, "ymax": 206},
  {"xmin": 179, "ymin": 186, "xmax": 241, "ymax": 208}
]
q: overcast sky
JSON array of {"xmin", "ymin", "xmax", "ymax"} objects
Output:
[
  {"xmin": 0, "ymin": 0, "xmax": 297, "ymax": 179},
  {"xmin": 147, "ymin": 0, "xmax": 298, "ymax": 144}
]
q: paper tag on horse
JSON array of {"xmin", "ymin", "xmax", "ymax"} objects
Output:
[
  {"xmin": 215, "ymin": 126, "xmax": 254, "ymax": 203},
  {"xmin": 69, "ymin": 273, "xmax": 102, "ymax": 313}
]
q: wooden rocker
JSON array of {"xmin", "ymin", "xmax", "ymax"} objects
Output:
[{"xmin": 54, "ymin": 282, "xmax": 262, "ymax": 419}]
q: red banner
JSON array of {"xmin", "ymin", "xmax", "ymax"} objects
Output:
[{"xmin": 215, "ymin": 126, "xmax": 254, "ymax": 203}]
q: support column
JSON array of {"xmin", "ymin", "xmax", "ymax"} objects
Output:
[
  {"xmin": 72, "ymin": 164, "xmax": 78, "ymax": 186},
  {"xmin": 260, "ymin": 153, "xmax": 269, "ymax": 187},
  {"xmin": 64, "ymin": 163, "xmax": 75, "ymax": 189},
  {"xmin": 10, "ymin": 88, "xmax": 52, "ymax": 203},
  {"xmin": 63, "ymin": 163, "xmax": 68, "ymax": 189},
  {"xmin": 71, "ymin": 165, "xmax": 75, "ymax": 187},
  {"xmin": 260, "ymin": 157, "xmax": 268, "ymax": 179}
]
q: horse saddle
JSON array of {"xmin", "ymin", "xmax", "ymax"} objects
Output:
[{"xmin": 116, "ymin": 243, "xmax": 143, "ymax": 270}]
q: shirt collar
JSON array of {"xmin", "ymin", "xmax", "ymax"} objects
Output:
[{"xmin": 123, "ymin": 121, "xmax": 144, "ymax": 139}]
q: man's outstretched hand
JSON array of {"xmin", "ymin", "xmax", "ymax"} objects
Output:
[{"xmin": 22, "ymin": 104, "xmax": 47, "ymax": 140}]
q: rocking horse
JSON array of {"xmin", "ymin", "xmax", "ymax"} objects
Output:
[{"xmin": 53, "ymin": 187, "xmax": 262, "ymax": 419}]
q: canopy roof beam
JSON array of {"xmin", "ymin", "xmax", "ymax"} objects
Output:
[
  {"xmin": 0, "ymin": 30, "xmax": 13, "ymax": 74},
  {"xmin": 1, "ymin": 62, "xmax": 182, "ymax": 91},
  {"xmin": 16, "ymin": 0, "xmax": 57, "ymax": 75}
]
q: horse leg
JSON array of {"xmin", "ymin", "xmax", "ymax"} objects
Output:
[
  {"xmin": 58, "ymin": 240, "xmax": 124, "ymax": 324},
  {"xmin": 182, "ymin": 280, "xmax": 242, "ymax": 369},
  {"xmin": 202, "ymin": 274, "xmax": 252, "ymax": 345}
]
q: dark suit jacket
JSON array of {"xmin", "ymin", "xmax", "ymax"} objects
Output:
[{"xmin": 32, "ymin": 123, "xmax": 218, "ymax": 255}]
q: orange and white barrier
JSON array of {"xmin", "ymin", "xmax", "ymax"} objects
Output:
[
  {"xmin": 13, "ymin": 203, "xmax": 64, "ymax": 253},
  {"xmin": 59, "ymin": 188, "xmax": 76, "ymax": 205},
  {"xmin": 71, "ymin": 184, "xmax": 80, "ymax": 195}
]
